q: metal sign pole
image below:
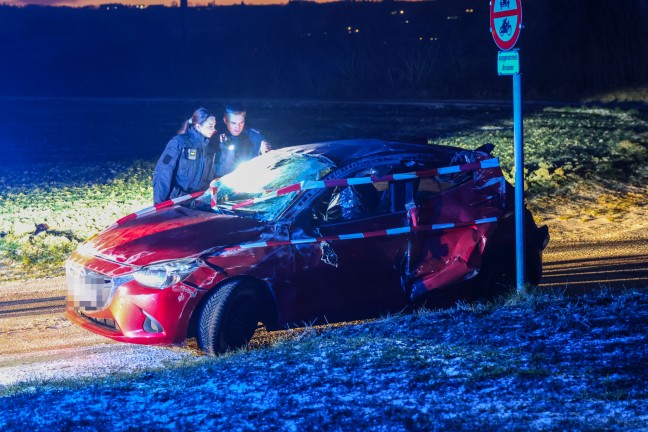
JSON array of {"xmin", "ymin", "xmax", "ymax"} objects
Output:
[
  {"xmin": 513, "ymin": 72, "xmax": 525, "ymax": 293},
  {"xmin": 491, "ymin": 0, "xmax": 525, "ymax": 293}
]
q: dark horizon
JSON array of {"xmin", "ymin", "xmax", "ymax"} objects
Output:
[{"xmin": 1, "ymin": 0, "xmax": 646, "ymax": 101}]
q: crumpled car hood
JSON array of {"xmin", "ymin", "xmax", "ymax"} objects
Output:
[{"xmin": 81, "ymin": 206, "xmax": 265, "ymax": 267}]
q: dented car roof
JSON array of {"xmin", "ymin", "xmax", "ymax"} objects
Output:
[{"xmin": 268, "ymin": 139, "xmax": 459, "ymax": 167}]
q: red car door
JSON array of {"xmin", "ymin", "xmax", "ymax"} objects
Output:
[{"xmin": 290, "ymin": 184, "xmax": 410, "ymax": 324}]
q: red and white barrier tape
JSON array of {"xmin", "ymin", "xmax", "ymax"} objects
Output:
[
  {"xmin": 111, "ymin": 158, "xmax": 498, "ymax": 228},
  {"xmin": 112, "ymin": 191, "xmax": 204, "ymax": 227},
  {"xmin": 209, "ymin": 179, "xmax": 219, "ymax": 208},
  {"xmin": 229, "ymin": 158, "xmax": 500, "ymax": 210},
  {"xmin": 224, "ymin": 216, "xmax": 498, "ymax": 251}
]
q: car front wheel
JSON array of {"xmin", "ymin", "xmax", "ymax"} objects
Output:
[{"xmin": 198, "ymin": 280, "xmax": 261, "ymax": 356}]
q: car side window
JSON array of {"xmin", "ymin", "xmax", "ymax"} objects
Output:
[
  {"xmin": 416, "ymin": 177, "xmax": 458, "ymax": 200},
  {"xmin": 416, "ymin": 172, "xmax": 472, "ymax": 208},
  {"xmin": 313, "ymin": 183, "xmax": 389, "ymax": 223},
  {"xmin": 311, "ymin": 161, "xmax": 472, "ymax": 224},
  {"xmin": 311, "ymin": 165, "xmax": 395, "ymax": 224}
]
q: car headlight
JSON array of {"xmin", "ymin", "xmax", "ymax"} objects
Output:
[{"xmin": 132, "ymin": 259, "xmax": 201, "ymax": 289}]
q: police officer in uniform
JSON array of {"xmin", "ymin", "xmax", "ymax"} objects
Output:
[
  {"xmin": 153, "ymin": 107, "xmax": 218, "ymax": 204},
  {"xmin": 217, "ymin": 103, "xmax": 271, "ymax": 176}
]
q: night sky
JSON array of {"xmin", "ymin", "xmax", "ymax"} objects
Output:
[{"xmin": 4, "ymin": 0, "xmax": 306, "ymax": 6}]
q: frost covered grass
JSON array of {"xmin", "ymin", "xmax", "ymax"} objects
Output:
[
  {"xmin": 0, "ymin": 287, "xmax": 646, "ymax": 430},
  {"xmin": 435, "ymin": 106, "xmax": 648, "ymax": 196},
  {"xmin": 0, "ymin": 161, "xmax": 153, "ymax": 281},
  {"xmin": 1, "ymin": 103, "xmax": 647, "ymax": 282}
]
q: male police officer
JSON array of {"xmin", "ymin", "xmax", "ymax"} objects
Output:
[{"xmin": 217, "ymin": 103, "xmax": 271, "ymax": 176}]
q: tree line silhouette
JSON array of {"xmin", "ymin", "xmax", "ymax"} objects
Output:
[{"xmin": 0, "ymin": 0, "xmax": 646, "ymax": 100}]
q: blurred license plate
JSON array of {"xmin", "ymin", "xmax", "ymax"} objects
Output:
[{"xmin": 66, "ymin": 261, "xmax": 113, "ymax": 311}]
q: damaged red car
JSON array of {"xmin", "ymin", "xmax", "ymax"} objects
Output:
[{"xmin": 66, "ymin": 140, "xmax": 549, "ymax": 355}]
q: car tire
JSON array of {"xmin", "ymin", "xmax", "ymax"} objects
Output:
[
  {"xmin": 467, "ymin": 248, "xmax": 512, "ymax": 301},
  {"xmin": 472, "ymin": 235, "xmax": 545, "ymax": 301},
  {"xmin": 471, "ymin": 211, "xmax": 549, "ymax": 300},
  {"xmin": 198, "ymin": 280, "xmax": 260, "ymax": 356}
]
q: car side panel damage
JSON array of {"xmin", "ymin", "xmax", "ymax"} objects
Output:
[
  {"xmin": 290, "ymin": 147, "xmax": 508, "ymax": 310},
  {"xmin": 403, "ymin": 150, "xmax": 507, "ymax": 299}
]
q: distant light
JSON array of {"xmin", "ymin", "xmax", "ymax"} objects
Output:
[
  {"xmin": 355, "ymin": 28, "xmax": 359, "ymax": 33},
  {"xmin": 400, "ymin": 10, "xmax": 404, "ymax": 14},
  {"xmin": 466, "ymin": 9, "xmax": 474, "ymax": 13},
  {"xmin": 447, "ymin": 16, "xmax": 459, "ymax": 20},
  {"xmin": 405, "ymin": 20, "xmax": 409, "ymax": 24}
]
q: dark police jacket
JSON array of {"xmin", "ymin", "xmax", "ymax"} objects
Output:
[
  {"xmin": 217, "ymin": 128, "xmax": 266, "ymax": 177},
  {"xmin": 153, "ymin": 127, "xmax": 218, "ymax": 204}
]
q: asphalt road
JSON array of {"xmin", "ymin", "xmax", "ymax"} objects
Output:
[
  {"xmin": 0, "ymin": 277, "xmax": 200, "ymax": 387},
  {"xmin": 1, "ymin": 234, "xmax": 647, "ymax": 388},
  {"xmin": 541, "ymin": 240, "xmax": 648, "ymax": 294}
]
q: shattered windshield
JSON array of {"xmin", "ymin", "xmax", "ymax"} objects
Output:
[{"xmin": 193, "ymin": 151, "xmax": 335, "ymax": 221}]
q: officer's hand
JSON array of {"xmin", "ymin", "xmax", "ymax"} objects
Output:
[
  {"xmin": 219, "ymin": 133, "xmax": 228, "ymax": 144},
  {"xmin": 260, "ymin": 140, "xmax": 271, "ymax": 154}
]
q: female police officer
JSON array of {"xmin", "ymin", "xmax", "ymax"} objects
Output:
[{"xmin": 153, "ymin": 107, "xmax": 218, "ymax": 204}]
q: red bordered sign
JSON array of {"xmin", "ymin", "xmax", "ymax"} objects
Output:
[{"xmin": 490, "ymin": 0, "xmax": 522, "ymax": 51}]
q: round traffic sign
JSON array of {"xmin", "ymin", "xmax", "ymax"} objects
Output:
[{"xmin": 490, "ymin": 0, "xmax": 522, "ymax": 51}]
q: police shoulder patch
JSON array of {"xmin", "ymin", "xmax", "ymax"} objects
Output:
[{"xmin": 162, "ymin": 154, "xmax": 173, "ymax": 164}]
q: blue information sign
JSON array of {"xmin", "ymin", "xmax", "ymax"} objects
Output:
[{"xmin": 498, "ymin": 50, "xmax": 520, "ymax": 75}]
